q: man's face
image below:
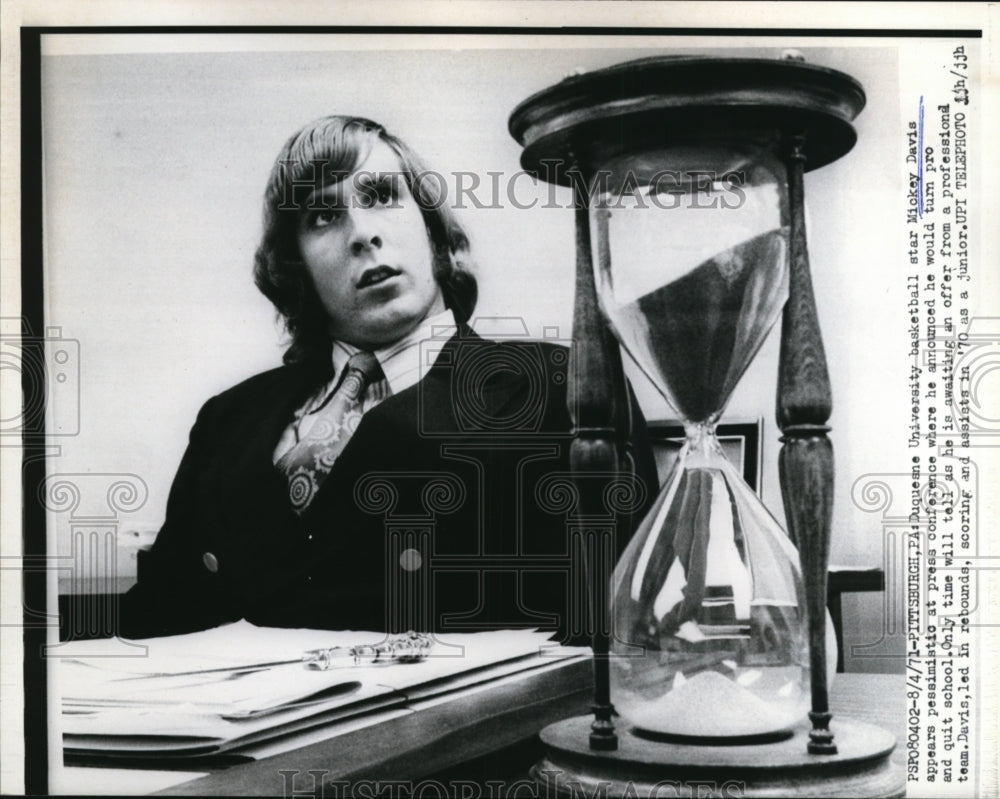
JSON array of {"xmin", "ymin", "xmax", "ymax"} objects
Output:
[{"xmin": 296, "ymin": 140, "xmax": 445, "ymax": 349}]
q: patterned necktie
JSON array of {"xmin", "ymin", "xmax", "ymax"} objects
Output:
[{"xmin": 278, "ymin": 351, "xmax": 383, "ymax": 514}]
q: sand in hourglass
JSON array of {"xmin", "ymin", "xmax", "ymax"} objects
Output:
[
  {"xmin": 622, "ymin": 228, "xmax": 788, "ymax": 423},
  {"xmin": 628, "ymin": 669, "xmax": 801, "ymax": 738}
]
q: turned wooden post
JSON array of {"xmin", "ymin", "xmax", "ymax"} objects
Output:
[
  {"xmin": 568, "ymin": 184, "xmax": 629, "ymax": 752},
  {"xmin": 777, "ymin": 133, "xmax": 837, "ymax": 755}
]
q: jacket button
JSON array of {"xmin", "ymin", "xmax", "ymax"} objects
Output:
[{"xmin": 202, "ymin": 552, "xmax": 219, "ymax": 573}]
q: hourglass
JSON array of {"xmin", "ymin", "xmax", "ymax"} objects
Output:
[
  {"xmin": 591, "ymin": 148, "xmax": 813, "ymax": 740},
  {"xmin": 512, "ymin": 54, "xmax": 903, "ymax": 796}
]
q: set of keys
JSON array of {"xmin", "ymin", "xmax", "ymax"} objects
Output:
[{"xmin": 303, "ymin": 631, "xmax": 435, "ymax": 670}]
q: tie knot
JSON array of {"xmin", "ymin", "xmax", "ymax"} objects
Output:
[{"xmin": 340, "ymin": 351, "xmax": 383, "ymax": 400}]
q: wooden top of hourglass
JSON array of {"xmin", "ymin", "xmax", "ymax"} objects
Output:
[{"xmin": 509, "ymin": 54, "xmax": 866, "ymax": 183}]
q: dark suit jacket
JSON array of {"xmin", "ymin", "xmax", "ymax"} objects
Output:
[{"xmin": 119, "ymin": 327, "xmax": 657, "ymax": 642}]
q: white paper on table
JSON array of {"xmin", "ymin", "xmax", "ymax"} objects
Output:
[{"xmin": 59, "ymin": 625, "xmax": 571, "ymax": 757}]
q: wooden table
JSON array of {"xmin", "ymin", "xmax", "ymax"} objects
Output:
[{"xmin": 83, "ymin": 667, "xmax": 901, "ymax": 796}]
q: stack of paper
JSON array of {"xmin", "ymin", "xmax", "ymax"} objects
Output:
[{"xmin": 57, "ymin": 623, "xmax": 582, "ymax": 760}]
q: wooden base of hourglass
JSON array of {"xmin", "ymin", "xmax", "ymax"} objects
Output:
[{"xmin": 530, "ymin": 715, "xmax": 904, "ymax": 798}]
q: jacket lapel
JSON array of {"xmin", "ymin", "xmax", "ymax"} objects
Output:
[
  {"xmin": 240, "ymin": 327, "xmax": 524, "ymax": 524},
  {"xmin": 308, "ymin": 325, "xmax": 479, "ymax": 499},
  {"xmin": 222, "ymin": 365, "xmax": 320, "ymax": 530}
]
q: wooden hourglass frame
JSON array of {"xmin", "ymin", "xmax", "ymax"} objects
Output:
[{"xmin": 510, "ymin": 55, "xmax": 904, "ymax": 797}]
